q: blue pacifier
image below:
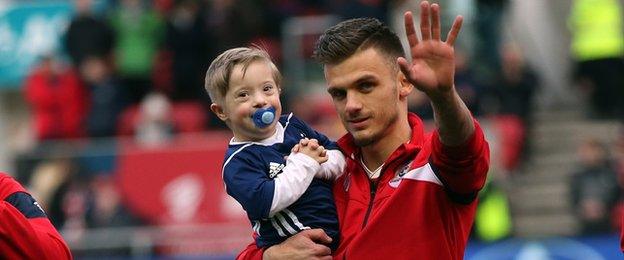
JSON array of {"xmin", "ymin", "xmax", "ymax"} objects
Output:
[{"xmin": 253, "ymin": 107, "xmax": 276, "ymax": 128}]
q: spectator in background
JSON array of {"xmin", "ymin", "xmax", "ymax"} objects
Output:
[
  {"xmin": 86, "ymin": 175, "xmax": 140, "ymax": 228},
  {"xmin": 109, "ymin": 0, "xmax": 164, "ymax": 103},
  {"xmin": 204, "ymin": 0, "xmax": 263, "ymax": 52},
  {"xmin": 135, "ymin": 92, "xmax": 175, "ymax": 146},
  {"xmin": 164, "ymin": 0, "xmax": 213, "ymax": 102},
  {"xmin": 570, "ymin": 139, "xmax": 621, "ymax": 235},
  {"xmin": 28, "ymin": 159, "xmax": 76, "ymax": 229},
  {"xmin": 64, "ymin": 0, "xmax": 116, "ymax": 69},
  {"xmin": 81, "ymin": 56, "xmax": 128, "ymax": 137},
  {"xmin": 492, "ymin": 44, "xmax": 538, "ymax": 173},
  {"xmin": 330, "ymin": 0, "xmax": 389, "ymax": 23},
  {"xmin": 569, "ymin": 0, "xmax": 624, "ymax": 119},
  {"xmin": 473, "ymin": 0, "xmax": 508, "ymax": 87},
  {"xmin": 24, "ymin": 55, "xmax": 88, "ymax": 141}
]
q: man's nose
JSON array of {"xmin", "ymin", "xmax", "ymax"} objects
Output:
[{"xmin": 344, "ymin": 92, "xmax": 362, "ymax": 114}]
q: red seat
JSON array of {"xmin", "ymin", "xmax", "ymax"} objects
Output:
[{"xmin": 171, "ymin": 102, "xmax": 207, "ymax": 133}]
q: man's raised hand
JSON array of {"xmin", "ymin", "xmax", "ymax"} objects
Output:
[{"xmin": 397, "ymin": 1, "xmax": 463, "ymax": 100}]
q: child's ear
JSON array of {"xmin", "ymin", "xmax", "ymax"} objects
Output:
[{"xmin": 210, "ymin": 103, "xmax": 228, "ymax": 121}]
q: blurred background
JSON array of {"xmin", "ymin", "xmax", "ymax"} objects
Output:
[{"xmin": 0, "ymin": 0, "xmax": 622, "ymax": 258}]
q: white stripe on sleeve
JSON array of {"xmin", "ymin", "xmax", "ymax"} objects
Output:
[{"xmin": 269, "ymin": 153, "xmax": 320, "ymax": 217}]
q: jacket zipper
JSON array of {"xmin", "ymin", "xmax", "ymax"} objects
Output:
[{"xmin": 361, "ymin": 180, "xmax": 378, "ymax": 229}]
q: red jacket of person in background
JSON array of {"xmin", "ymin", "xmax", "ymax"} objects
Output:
[
  {"xmin": 0, "ymin": 173, "xmax": 72, "ymax": 259},
  {"xmin": 25, "ymin": 57, "xmax": 87, "ymax": 140}
]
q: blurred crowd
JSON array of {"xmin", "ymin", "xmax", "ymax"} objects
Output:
[
  {"xmin": 19, "ymin": 0, "xmax": 396, "ymax": 255},
  {"xmin": 10, "ymin": 0, "xmax": 624, "ymax": 255}
]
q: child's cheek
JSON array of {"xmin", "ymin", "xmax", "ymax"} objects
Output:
[{"xmin": 234, "ymin": 106, "xmax": 252, "ymax": 121}]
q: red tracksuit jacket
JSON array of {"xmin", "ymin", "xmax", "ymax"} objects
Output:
[
  {"xmin": 0, "ymin": 173, "xmax": 72, "ymax": 259},
  {"xmin": 237, "ymin": 113, "xmax": 489, "ymax": 259}
]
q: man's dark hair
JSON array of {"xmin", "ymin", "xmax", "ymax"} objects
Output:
[{"xmin": 313, "ymin": 18, "xmax": 405, "ymax": 66}]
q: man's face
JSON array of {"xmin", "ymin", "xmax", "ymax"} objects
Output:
[{"xmin": 324, "ymin": 48, "xmax": 405, "ymax": 147}]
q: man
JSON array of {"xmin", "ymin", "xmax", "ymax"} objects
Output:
[
  {"xmin": 0, "ymin": 173, "xmax": 72, "ymax": 259},
  {"xmin": 238, "ymin": 1, "xmax": 489, "ymax": 259}
]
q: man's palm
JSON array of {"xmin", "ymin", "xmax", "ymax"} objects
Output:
[{"xmin": 398, "ymin": 1, "xmax": 462, "ymax": 97}]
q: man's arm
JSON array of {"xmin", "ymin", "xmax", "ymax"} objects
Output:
[
  {"xmin": 397, "ymin": 1, "xmax": 474, "ymax": 146},
  {"xmin": 0, "ymin": 174, "xmax": 72, "ymax": 259},
  {"xmin": 237, "ymin": 229, "xmax": 333, "ymax": 260},
  {"xmin": 0, "ymin": 200, "xmax": 72, "ymax": 259},
  {"xmin": 397, "ymin": 1, "xmax": 489, "ymax": 197}
]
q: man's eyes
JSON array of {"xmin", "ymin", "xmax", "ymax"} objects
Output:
[
  {"xmin": 329, "ymin": 90, "xmax": 346, "ymax": 100},
  {"xmin": 358, "ymin": 82, "xmax": 374, "ymax": 91}
]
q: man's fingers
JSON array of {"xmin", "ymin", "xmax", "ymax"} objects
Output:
[
  {"xmin": 397, "ymin": 57, "xmax": 414, "ymax": 81},
  {"xmin": 431, "ymin": 3, "xmax": 441, "ymax": 41},
  {"xmin": 404, "ymin": 11, "xmax": 419, "ymax": 48},
  {"xmin": 419, "ymin": 1, "xmax": 431, "ymax": 41},
  {"xmin": 301, "ymin": 228, "xmax": 332, "ymax": 244},
  {"xmin": 446, "ymin": 15, "xmax": 463, "ymax": 46},
  {"xmin": 310, "ymin": 244, "xmax": 332, "ymax": 257},
  {"xmin": 292, "ymin": 144, "xmax": 300, "ymax": 153}
]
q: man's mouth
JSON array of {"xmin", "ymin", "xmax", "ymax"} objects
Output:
[{"xmin": 348, "ymin": 117, "xmax": 369, "ymax": 129}]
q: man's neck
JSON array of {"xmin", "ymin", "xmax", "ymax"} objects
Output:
[{"xmin": 360, "ymin": 116, "xmax": 411, "ymax": 171}]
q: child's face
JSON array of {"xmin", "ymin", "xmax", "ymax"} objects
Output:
[{"xmin": 218, "ymin": 61, "xmax": 282, "ymax": 141}]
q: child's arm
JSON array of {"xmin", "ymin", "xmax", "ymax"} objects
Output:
[
  {"xmin": 224, "ymin": 145, "xmax": 326, "ymax": 220},
  {"xmin": 315, "ymin": 149, "xmax": 345, "ymax": 181},
  {"xmin": 292, "ymin": 139, "xmax": 345, "ymax": 181},
  {"xmin": 290, "ymin": 117, "xmax": 345, "ymax": 180},
  {"xmin": 269, "ymin": 152, "xmax": 321, "ymax": 217}
]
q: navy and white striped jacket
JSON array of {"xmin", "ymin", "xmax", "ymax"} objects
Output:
[{"xmin": 222, "ymin": 113, "xmax": 341, "ymax": 250}]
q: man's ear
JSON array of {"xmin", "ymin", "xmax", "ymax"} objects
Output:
[
  {"xmin": 210, "ymin": 103, "xmax": 228, "ymax": 121},
  {"xmin": 397, "ymin": 70, "xmax": 414, "ymax": 98}
]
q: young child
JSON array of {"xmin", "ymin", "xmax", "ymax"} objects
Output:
[{"xmin": 205, "ymin": 47, "xmax": 344, "ymax": 250}]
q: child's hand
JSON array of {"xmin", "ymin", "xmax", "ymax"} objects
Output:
[{"xmin": 293, "ymin": 138, "xmax": 328, "ymax": 164}]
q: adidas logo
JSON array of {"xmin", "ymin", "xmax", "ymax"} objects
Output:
[{"xmin": 269, "ymin": 162, "xmax": 285, "ymax": 178}]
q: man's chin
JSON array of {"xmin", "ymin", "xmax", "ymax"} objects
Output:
[{"xmin": 352, "ymin": 135, "xmax": 376, "ymax": 147}]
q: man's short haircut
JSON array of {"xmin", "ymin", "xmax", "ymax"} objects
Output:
[
  {"xmin": 313, "ymin": 18, "xmax": 405, "ymax": 66},
  {"xmin": 205, "ymin": 47, "xmax": 282, "ymax": 104}
]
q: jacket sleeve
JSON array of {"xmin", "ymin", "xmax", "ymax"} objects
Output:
[
  {"xmin": 270, "ymin": 153, "xmax": 321, "ymax": 217},
  {"xmin": 224, "ymin": 151, "xmax": 320, "ymax": 220},
  {"xmin": 430, "ymin": 119, "xmax": 490, "ymax": 203},
  {"xmin": 236, "ymin": 241, "xmax": 265, "ymax": 260},
  {"xmin": 315, "ymin": 150, "xmax": 346, "ymax": 181},
  {"xmin": 0, "ymin": 174, "xmax": 72, "ymax": 259}
]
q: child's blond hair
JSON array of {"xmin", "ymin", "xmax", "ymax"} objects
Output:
[{"xmin": 205, "ymin": 47, "xmax": 282, "ymax": 104}]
